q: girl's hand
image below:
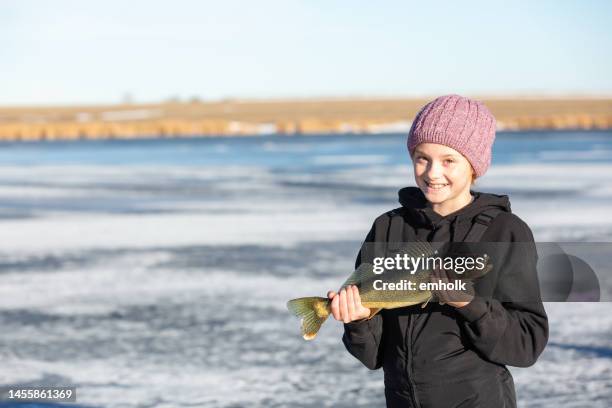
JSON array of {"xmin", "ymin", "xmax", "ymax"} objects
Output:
[
  {"xmin": 327, "ymin": 285, "xmax": 371, "ymax": 323},
  {"xmin": 430, "ymin": 267, "xmax": 474, "ymax": 308}
]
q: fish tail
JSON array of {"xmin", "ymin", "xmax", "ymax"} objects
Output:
[{"xmin": 286, "ymin": 297, "xmax": 331, "ymax": 341}]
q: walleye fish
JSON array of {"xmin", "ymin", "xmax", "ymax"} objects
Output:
[{"xmin": 287, "ymin": 241, "xmax": 492, "ymax": 340}]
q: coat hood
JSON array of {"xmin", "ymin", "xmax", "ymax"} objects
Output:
[{"xmin": 398, "ymin": 186, "xmax": 511, "ymax": 241}]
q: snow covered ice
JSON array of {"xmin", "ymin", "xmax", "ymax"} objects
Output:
[{"xmin": 0, "ymin": 133, "xmax": 611, "ymax": 407}]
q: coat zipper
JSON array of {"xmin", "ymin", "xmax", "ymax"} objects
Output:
[
  {"xmin": 405, "ymin": 314, "xmax": 420, "ymax": 407},
  {"xmin": 407, "ymin": 219, "xmax": 434, "ymax": 407}
]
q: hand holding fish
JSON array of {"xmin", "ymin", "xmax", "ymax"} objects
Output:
[
  {"xmin": 327, "ymin": 285, "xmax": 371, "ymax": 323},
  {"xmin": 430, "ymin": 267, "xmax": 475, "ymax": 308}
]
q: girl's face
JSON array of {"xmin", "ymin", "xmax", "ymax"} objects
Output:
[{"xmin": 412, "ymin": 143, "xmax": 474, "ymax": 206}]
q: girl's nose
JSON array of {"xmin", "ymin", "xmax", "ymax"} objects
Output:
[{"xmin": 426, "ymin": 161, "xmax": 444, "ymax": 179}]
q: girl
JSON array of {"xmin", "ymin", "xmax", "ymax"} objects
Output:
[{"xmin": 327, "ymin": 94, "xmax": 548, "ymax": 408}]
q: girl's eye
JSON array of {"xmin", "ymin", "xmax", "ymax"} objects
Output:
[
  {"xmin": 417, "ymin": 156, "xmax": 428, "ymax": 161},
  {"xmin": 444, "ymin": 159, "xmax": 454, "ymax": 165}
]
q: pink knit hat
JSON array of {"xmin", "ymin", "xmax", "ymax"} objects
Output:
[{"xmin": 407, "ymin": 94, "xmax": 496, "ymax": 177}]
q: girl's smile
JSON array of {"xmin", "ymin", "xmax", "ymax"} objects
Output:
[{"xmin": 424, "ymin": 180, "xmax": 449, "ymax": 192}]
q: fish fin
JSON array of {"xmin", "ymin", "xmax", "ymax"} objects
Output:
[
  {"xmin": 394, "ymin": 240, "xmax": 437, "ymax": 261},
  {"xmin": 392, "ymin": 240, "xmax": 438, "ymax": 279},
  {"xmin": 366, "ymin": 308, "xmax": 382, "ymax": 320},
  {"xmin": 287, "ymin": 297, "xmax": 330, "ymax": 341},
  {"xmin": 345, "ymin": 241, "xmax": 437, "ymax": 285},
  {"xmin": 341, "ymin": 241, "xmax": 437, "ymax": 289},
  {"xmin": 421, "ymin": 295, "xmax": 432, "ymax": 309},
  {"xmin": 341, "ymin": 263, "xmax": 375, "ymax": 288}
]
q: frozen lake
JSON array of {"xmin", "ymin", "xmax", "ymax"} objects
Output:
[{"xmin": 0, "ymin": 132, "xmax": 611, "ymax": 407}]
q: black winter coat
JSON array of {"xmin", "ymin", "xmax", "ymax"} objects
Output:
[{"xmin": 343, "ymin": 187, "xmax": 549, "ymax": 408}]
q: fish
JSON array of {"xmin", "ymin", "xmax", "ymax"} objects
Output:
[{"xmin": 287, "ymin": 241, "xmax": 493, "ymax": 340}]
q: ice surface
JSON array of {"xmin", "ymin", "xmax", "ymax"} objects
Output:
[{"xmin": 1, "ymin": 134, "xmax": 611, "ymax": 407}]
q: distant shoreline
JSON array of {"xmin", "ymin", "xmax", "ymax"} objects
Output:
[{"xmin": 1, "ymin": 97, "xmax": 611, "ymax": 141}]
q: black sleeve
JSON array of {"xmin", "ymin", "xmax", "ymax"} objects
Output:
[
  {"xmin": 342, "ymin": 315, "xmax": 384, "ymax": 370},
  {"xmin": 341, "ymin": 223, "xmax": 385, "ymax": 370},
  {"xmin": 455, "ymin": 219, "xmax": 549, "ymax": 367}
]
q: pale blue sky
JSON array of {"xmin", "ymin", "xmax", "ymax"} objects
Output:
[{"xmin": 2, "ymin": 0, "xmax": 611, "ymax": 105}]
